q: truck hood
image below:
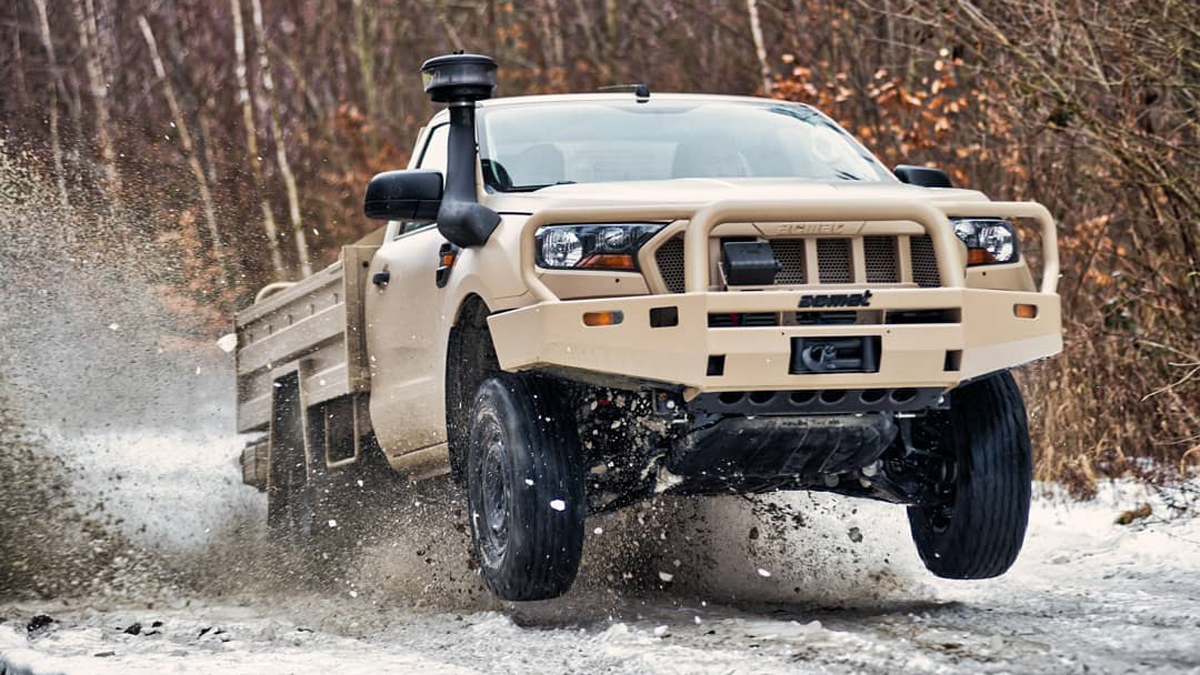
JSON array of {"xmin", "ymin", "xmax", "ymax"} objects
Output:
[{"xmin": 483, "ymin": 177, "xmax": 990, "ymax": 214}]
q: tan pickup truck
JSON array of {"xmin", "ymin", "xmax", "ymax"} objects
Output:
[{"xmin": 234, "ymin": 54, "xmax": 1062, "ymax": 601}]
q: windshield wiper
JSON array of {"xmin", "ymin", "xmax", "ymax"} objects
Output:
[
  {"xmin": 834, "ymin": 169, "xmax": 865, "ymax": 181},
  {"xmin": 505, "ymin": 181, "xmax": 578, "ymax": 192}
]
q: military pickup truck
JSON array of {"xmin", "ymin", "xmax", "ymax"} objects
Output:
[{"xmin": 234, "ymin": 54, "xmax": 1062, "ymax": 601}]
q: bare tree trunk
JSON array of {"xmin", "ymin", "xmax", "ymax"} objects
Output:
[
  {"xmin": 352, "ymin": 0, "xmax": 377, "ymax": 131},
  {"xmin": 250, "ymin": 0, "xmax": 312, "ymax": 277},
  {"xmin": 542, "ymin": 0, "xmax": 565, "ymax": 75},
  {"xmin": 231, "ymin": 0, "xmax": 286, "ymax": 278},
  {"xmin": 604, "ymin": 0, "xmax": 619, "ymax": 58},
  {"xmin": 571, "ymin": 0, "xmax": 603, "ymax": 72},
  {"xmin": 434, "ymin": 0, "xmax": 466, "ymax": 53},
  {"xmin": 72, "ymin": 0, "xmax": 122, "ymax": 204},
  {"xmin": 29, "ymin": 0, "xmax": 71, "ymax": 214},
  {"xmin": 138, "ymin": 15, "xmax": 230, "ymax": 288},
  {"xmin": 10, "ymin": 24, "xmax": 28, "ymax": 111},
  {"xmin": 745, "ymin": 0, "xmax": 772, "ymax": 95}
]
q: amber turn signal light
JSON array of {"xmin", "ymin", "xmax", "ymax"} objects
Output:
[
  {"xmin": 967, "ymin": 248, "xmax": 996, "ymax": 265},
  {"xmin": 1013, "ymin": 303, "xmax": 1038, "ymax": 319},
  {"xmin": 583, "ymin": 310, "xmax": 624, "ymax": 326},
  {"xmin": 578, "ymin": 254, "xmax": 636, "ymax": 271}
]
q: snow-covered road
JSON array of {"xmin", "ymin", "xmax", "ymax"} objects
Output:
[{"xmin": 3, "ymin": 471, "xmax": 1197, "ymax": 675}]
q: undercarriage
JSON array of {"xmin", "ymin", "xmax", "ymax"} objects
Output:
[{"xmin": 574, "ymin": 384, "xmax": 955, "ymax": 513}]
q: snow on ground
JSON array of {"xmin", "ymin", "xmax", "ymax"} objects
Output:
[
  {"xmin": 33, "ymin": 428, "xmax": 261, "ymax": 551},
  {"xmin": 2, "ymin": 444, "xmax": 1198, "ymax": 675}
]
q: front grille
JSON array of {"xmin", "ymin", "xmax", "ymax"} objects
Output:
[
  {"xmin": 816, "ymin": 239, "xmax": 853, "ymax": 283},
  {"xmin": 910, "ymin": 235, "xmax": 940, "ymax": 287},
  {"xmin": 655, "ymin": 236, "xmax": 686, "ymax": 293},
  {"xmin": 863, "ymin": 235, "xmax": 900, "ymax": 283},
  {"xmin": 651, "ymin": 232, "xmax": 940, "ymax": 292},
  {"xmin": 769, "ymin": 239, "xmax": 806, "ymax": 284}
]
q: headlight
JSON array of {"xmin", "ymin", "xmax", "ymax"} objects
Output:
[
  {"xmin": 535, "ymin": 223, "xmax": 664, "ymax": 271},
  {"xmin": 951, "ymin": 217, "xmax": 1018, "ymax": 265}
]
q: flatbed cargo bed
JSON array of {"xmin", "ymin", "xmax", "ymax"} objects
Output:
[{"xmin": 233, "ymin": 245, "xmax": 376, "ymax": 434}]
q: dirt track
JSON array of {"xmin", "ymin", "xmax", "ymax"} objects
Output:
[{"xmin": 2, "ymin": 437, "xmax": 1198, "ymax": 675}]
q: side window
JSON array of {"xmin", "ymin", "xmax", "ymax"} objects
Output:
[
  {"xmin": 399, "ymin": 124, "xmax": 449, "ymax": 235},
  {"xmin": 418, "ymin": 124, "xmax": 450, "ymax": 174}
]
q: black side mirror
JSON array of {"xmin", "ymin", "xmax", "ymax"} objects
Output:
[
  {"xmin": 894, "ymin": 165, "xmax": 953, "ymax": 188},
  {"xmin": 363, "ymin": 170, "xmax": 443, "ymax": 221}
]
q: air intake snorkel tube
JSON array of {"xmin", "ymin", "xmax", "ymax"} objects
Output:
[{"xmin": 420, "ymin": 53, "xmax": 502, "ymax": 248}]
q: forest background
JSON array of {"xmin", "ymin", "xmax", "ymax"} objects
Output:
[{"xmin": 0, "ymin": 0, "xmax": 1196, "ymax": 494}]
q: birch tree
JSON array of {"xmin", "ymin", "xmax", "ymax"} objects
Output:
[
  {"xmin": 29, "ymin": 0, "xmax": 70, "ymax": 213},
  {"xmin": 71, "ymin": 0, "xmax": 121, "ymax": 204},
  {"xmin": 138, "ymin": 15, "xmax": 230, "ymax": 288},
  {"xmin": 231, "ymin": 0, "xmax": 286, "ymax": 277},
  {"xmin": 250, "ymin": 0, "xmax": 312, "ymax": 278},
  {"xmin": 745, "ymin": 0, "xmax": 771, "ymax": 95}
]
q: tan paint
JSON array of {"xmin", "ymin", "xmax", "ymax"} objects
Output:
[
  {"xmin": 364, "ymin": 226, "xmax": 449, "ymax": 456},
  {"xmin": 235, "ymin": 92, "xmax": 1063, "ymax": 480}
]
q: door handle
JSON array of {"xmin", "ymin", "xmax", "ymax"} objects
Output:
[{"xmin": 372, "ymin": 269, "xmax": 390, "ymax": 286}]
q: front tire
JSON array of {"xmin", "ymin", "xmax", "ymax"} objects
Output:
[
  {"xmin": 466, "ymin": 374, "xmax": 586, "ymax": 601},
  {"xmin": 907, "ymin": 371, "xmax": 1033, "ymax": 579}
]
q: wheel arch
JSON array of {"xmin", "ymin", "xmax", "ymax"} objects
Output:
[{"xmin": 445, "ymin": 293, "xmax": 503, "ymax": 481}]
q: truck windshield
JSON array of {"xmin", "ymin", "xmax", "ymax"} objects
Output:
[{"xmin": 477, "ymin": 99, "xmax": 895, "ymax": 191}]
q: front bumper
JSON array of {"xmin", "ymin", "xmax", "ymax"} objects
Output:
[
  {"xmin": 489, "ymin": 197, "xmax": 1062, "ymax": 394},
  {"xmin": 488, "ymin": 287, "xmax": 1061, "ymax": 392}
]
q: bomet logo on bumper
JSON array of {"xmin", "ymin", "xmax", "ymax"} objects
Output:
[{"xmin": 798, "ymin": 290, "xmax": 873, "ymax": 308}]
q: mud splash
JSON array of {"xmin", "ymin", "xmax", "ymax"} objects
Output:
[{"xmin": 0, "ymin": 142, "xmax": 921, "ymax": 614}]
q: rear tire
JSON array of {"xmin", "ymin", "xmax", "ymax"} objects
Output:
[
  {"xmin": 266, "ymin": 374, "xmax": 318, "ymax": 551},
  {"xmin": 466, "ymin": 374, "xmax": 586, "ymax": 601},
  {"xmin": 907, "ymin": 371, "xmax": 1032, "ymax": 579}
]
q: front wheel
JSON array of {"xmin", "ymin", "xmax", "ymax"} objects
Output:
[
  {"xmin": 466, "ymin": 374, "xmax": 586, "ymax": 601},
  {"xmin": 907, "ymin": 371, "xmax": 1033, "ymax": 579}
]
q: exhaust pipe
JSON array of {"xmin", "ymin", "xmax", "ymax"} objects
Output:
[{"xmin": 420, "ymin": 54, "xmax": 502, "ymax": 248}]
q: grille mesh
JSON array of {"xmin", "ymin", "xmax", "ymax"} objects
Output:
[
  {"xmin": 816, "ymin": 238, "xmax": 853, "ymax": 283},
  {"xmin": 654, "ymin": 234, "xmax": 921, "ymax": 291},
  {"xmin": 863, "ymin": 236, "xmax": 899, "ymax": 283},
  {"xmin": 655, "ymin": 236, "xmax": 686, "ymax": 293},
  {"xmin": 769, "ymin": 239, "xmax": 806, "ymax": 284},
  {"xmin": 910, "ymin": 235, "xmax": 941, "ymax": 287}
]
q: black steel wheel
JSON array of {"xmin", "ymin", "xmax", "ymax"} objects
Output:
[
  {"xmin": 907, "ymin": 370, "xmax": 1033, "ymax": 579},
  {"xmin": 466, "ymin": 374, "xmax": 585, "ymax": 601}
]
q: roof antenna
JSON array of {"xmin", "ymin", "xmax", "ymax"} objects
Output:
[{"xmin": 598, "ymin": 84, "xmax": 651, "ymax": 102}]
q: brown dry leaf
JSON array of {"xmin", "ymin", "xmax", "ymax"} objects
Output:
[{"xmin": 1115, "ymin": 503, "xmax": 1152, "ymax": 525}]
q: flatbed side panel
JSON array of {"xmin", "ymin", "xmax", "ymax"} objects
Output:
[
  {"xmin": 342, "ymin": 245, "xmax": 377, "ymax": 393},
  {"xmin": 235, "ymin": 262, "xmax": 347, "ymax": 433},
  {"xmin": 235, "ymin": 245, "xmax": 378, "ymax": 434}
]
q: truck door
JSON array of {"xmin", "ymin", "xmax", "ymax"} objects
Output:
[{"xmin": 364, "ymin": 123, "xmax": 452, "ymax": 457}]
